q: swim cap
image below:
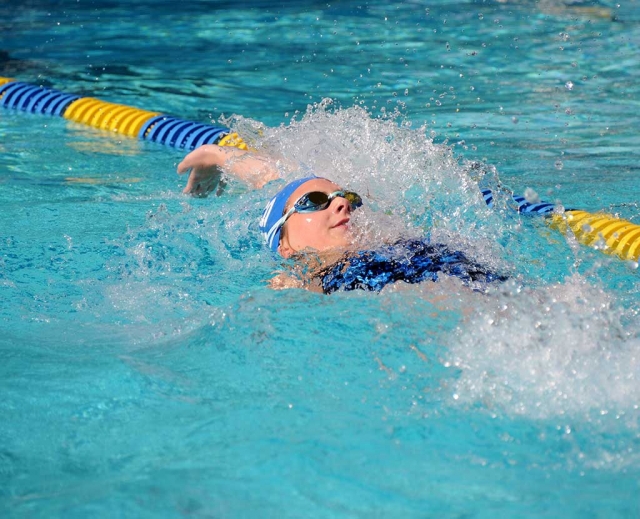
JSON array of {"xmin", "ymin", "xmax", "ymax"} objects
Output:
[{"xmin": 259, "ymin": 176, "xmax": 317, "ymax": 252}]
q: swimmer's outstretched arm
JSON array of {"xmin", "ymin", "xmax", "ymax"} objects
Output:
[{"xmin": 177, "ymin": 144, "xmax": 281, "ymax": 196}]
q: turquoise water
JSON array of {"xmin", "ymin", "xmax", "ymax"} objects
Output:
[{"xmin": 1, "ymin": 1, "xmax": 639, "ymax": 517}]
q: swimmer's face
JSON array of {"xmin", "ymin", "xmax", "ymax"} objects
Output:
[{"xmin": 278, "ymin": 178, "xmax": 356, "ymax": 258}]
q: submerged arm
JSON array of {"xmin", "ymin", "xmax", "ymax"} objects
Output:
[{"xmin": 177, "ymin": 144, "xmax": 281, "ymax": 196}]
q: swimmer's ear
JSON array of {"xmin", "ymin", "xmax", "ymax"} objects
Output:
[
  {"xmin": 278, "ymin": 242, "xmax": 294, "ymax": 259},
  {"xmin": 278, "ymin": 234, "xmax": 294, "ymax": 258}
]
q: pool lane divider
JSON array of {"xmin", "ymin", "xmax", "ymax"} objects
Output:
[
  {"xmin": 1, "ymin": 77, "xmax": 637, "ymax": 264},
  {"xmin": 482, "ymin": 189, "xmax": 640, "ymax": 263},
  {"xmin": 0, "ymin": 77, "xmax": 247, "ymax": 150}
]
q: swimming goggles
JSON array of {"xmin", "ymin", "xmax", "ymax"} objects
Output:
[{"xmin": 272, "ymin": 190, "xmax": 363, "ymax": 231}]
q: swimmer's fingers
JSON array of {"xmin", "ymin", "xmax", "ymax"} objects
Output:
[
  {"xmin": 178, "ymin": 146, "xmax": 224, "ymax": 196},
  {"xmin": 177, "ymin": 155, "xmax": 203, "ymax": 176},
  {"xmin": 181, "ymin": 168, "xmax": 199, "ymax": 194},
  {"xmin": 184, "ymin": 180, "xmax": 211, "ymax": 198},
  {"xmin": 176, "ymin": 155, "xmax": 194, "ymax": 176},
  {"xmin": 176, "ymin": 159, "xmax": 189, "ymax": 176},
  {"xmin": 182, "ymin": 167, "xmax": 222, "ymax": 197}
]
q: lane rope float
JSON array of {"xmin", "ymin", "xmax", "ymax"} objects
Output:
[
  {"xmin": 482, "ymin": 189, "xmax": 640, "ymax": 263},
  {"xmin": 0, "ymin": 77, "xmax": 247, "ymax": 150}
]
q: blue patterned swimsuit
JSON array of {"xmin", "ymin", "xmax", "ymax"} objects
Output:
[{"xmin": 319, "ymin": 238, "xmax": 508, "ymax": 294}]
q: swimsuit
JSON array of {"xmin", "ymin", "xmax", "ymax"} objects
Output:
[{"xmin": 319, "ymin": 238, "xmax": 508, "ymax": 294}]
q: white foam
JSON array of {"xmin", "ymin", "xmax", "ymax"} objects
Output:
[{"xmin": 447, "ymin": 273, "xmax": 640, "ymax": 422}]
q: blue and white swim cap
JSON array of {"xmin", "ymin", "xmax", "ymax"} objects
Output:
[{"xmin": 259, "ymin": 176, "xmax": 317, "ymax": 252}]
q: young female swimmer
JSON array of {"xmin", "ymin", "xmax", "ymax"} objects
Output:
[{"xmin": 177, "ymin": 144, "xmax": 508, "ymax": 293}]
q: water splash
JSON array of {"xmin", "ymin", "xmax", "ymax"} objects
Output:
[
  {"xmin": 447, "ymin": 273, "xmax": 640, "ymax": 423},
  {"xmin": 229, "ymin": 101, "xmax": 510, "ymax": 259}
]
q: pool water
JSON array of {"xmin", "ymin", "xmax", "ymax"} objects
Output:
[{"xmin": 1, "ymin": 1, "xmax": 639, "ymax": 517}]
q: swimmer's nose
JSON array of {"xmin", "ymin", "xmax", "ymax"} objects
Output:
[{"xmin": 331, "ymin": 196, "xmax": 351, "ymax": 214}]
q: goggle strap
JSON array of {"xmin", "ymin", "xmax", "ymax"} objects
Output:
[{"xmin": 266, "ymin": 205, "xmax": 297, "ymax": 247}]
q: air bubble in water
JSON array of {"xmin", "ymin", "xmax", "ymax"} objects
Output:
[
  {"xmin": 565, "ymin": 81, "xmax": 574, "ymax": 90},
  {"xmin": 555, "ymin": 160, "xmax": 564, "ymax": 170}
]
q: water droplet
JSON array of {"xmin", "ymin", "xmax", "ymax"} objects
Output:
[
  {"xmin": 581, "ymin": 223, "xmax": 593, "ymax": 233},
  {"xmin": 555, "ymin": 160, "xmax": 564, "ymax": 170},
  {"xmin": 524, "ymin": 188, "xmax": 540, "ymax": 204},
  {"xmin": 565, "ymin": 81, "xmax": 574, "ymax": 90}
]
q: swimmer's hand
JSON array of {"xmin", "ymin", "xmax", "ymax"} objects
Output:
[
  {"xmin": 268, "ymin": 273, "xmax": 305, "ymax": 290},
  {"xmin": 268, "ymin": 272, "xmax": 324, "ymax": 293},
  {"xmin": 177, "ymin": 145, "xmax": 224, "ymax": 197},
  {"xmin": 177, "ymin": 144, "xmax": 281, "ymax": 194}
]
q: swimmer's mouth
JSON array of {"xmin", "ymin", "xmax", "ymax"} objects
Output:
[{"xmin": 332, "ymin": 218, "xmax": 350, "ymax": 228}]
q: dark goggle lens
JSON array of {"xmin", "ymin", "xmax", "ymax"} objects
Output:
[
  {"xmin": 296, "ymin": 191, "xmax": 362, "ymax": 212},
  {"xmin": 303, "ymin": 191, "xmax": 330, "ymax": 209},
  {"xmin": 343, "ymin": 191, "xmax": 362, "ymax": 208}
]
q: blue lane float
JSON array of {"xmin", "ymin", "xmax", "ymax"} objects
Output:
[{"xmin": 0, "ymin": 81, "xmax": 80, "ymax": 116}]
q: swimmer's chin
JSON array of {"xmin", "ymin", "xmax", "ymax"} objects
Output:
[
  {"xmin": 288, "ymin": 226, "xmax": 372, "ymax": 259},
  {"xmin": 289, "ymin": 238, "xmax": 359, "ymax": 262}
]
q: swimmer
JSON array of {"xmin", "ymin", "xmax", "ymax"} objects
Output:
[{"xmin": 177, "ymin": 144, "xmax": 508, "ymax": 293}]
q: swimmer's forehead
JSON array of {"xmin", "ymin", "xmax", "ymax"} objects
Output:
[{"xmin": 285, "ymin": 178, "xmax": 343, "ymax": 209}]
